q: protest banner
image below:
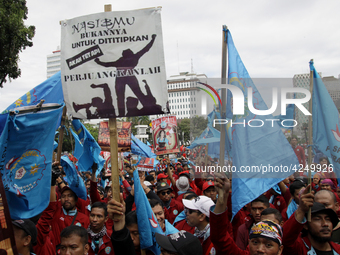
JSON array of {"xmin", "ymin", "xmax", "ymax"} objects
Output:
[
  {"xmin": 61, "ymin": 7, "xmax": 168, "ymax": 119},
  {"xmin": 98, "ymin": 121, "xmax": 132, "ymax": 152},
  {"xmin": 152, "ymin": 116, "xmax": 179, "ymax": 156},
  {"xmin": 137, "ymin": 157, "xmax": 157, "ymax": 172},
  {"xmin": 61, "ymin": 6, "xmax": 169, "ymax": 212}
]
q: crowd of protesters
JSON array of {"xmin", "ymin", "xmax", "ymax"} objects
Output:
[{"xmin": 10, "ymin": 138, "xmax": 340, "ymax": 255}]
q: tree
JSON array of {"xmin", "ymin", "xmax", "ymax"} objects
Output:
[
  {"xmin": 0, "ymin": 0, "xmax": 35, "ymax": 87},
  {"xmin": 178, "ymin": 118, "xmax": 191, "ymax": 145},
  {"xmin": 191, "ymin": 115, "xmax": 208, "ymax": 140},
  {"xmin": 126, "ymin": 115, "xmax": 151, "ymax": 136}
]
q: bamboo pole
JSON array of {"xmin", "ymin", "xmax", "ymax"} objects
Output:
[
  {"xmin": 307, "ymin": 59, "xmax": 314, "ymax": 221},
  {"xmin": 103, "ymin": 4, "xmax": 121, "ymax": 220},
  {"xmin": 109, "ymin": 117, "xmax": 120, "ymax": 203}
]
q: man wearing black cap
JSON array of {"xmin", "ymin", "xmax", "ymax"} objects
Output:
[
  {"xmin": 40, "ymin": 185, "xmax": 90, "ymax": 252},
  {"xmin": 155, "ymin": 230, "xmax": 203, "ymax": 255},
  {"xmin": 283, "ymin": 185, "xmax": 340, "ymax": 254},
  {"xmin": 156, "ymin": 182, "xmax": 184, "ymax": 224},
  {"xmin": 12, "ymin": 219, "xmax": 37, "ymax": 255}
]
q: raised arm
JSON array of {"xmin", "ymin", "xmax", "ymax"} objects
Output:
[
  {"xmin": 94, "ymin": 57, "xmax": 119, "ymax": 67},
  {"xmin": 135, "ymin": 34, "xmax": 156, "ymax": 59}
]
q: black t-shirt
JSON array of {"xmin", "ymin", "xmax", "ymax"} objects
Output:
[{"xmin": 313, "ymin": 248, "xmax": 334, "ymax": 255}]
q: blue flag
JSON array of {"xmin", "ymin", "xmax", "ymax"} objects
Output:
[
  {"xmin": 133, "ymin": 169, "xmax": 163, "ymax": 255},
  {"xmin": 277, "ymin": 104, "xmax": 295, "ymax": 129},
  {"xmin": 0, "ymin": 105, "xmax": 64, "ymax": 219},
  {"xmin": 60, "ymin": 155, "xmax": 87, "ymax": 200},
  {"xmin": 70, "ymin": 128, "xmax": 83, "ymax": 160},
  {"xmin": 0, "ymin": 71, "xmax": 64, "ymax": 136},
  {"xmin": 71, "ymin": 119, "xmax": 105, "ymax": 176},
  {"xmin": 227, "ymin": 30, "xmax": 299, "ymax": 218},
  {"xmin": 277, "ymin": 93, "xmax": 295, "ymax": 130},
  {"xmin": 311, "ymin": 60, "xmax": 340, "ymax": 176},
  {"xmin": 131, "ymin": 134, "xmax": 157, "ymax": 158}
]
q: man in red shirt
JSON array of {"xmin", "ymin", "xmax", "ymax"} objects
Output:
[
  {"xmin": 236, "ymin": 195, "xmax": 270, "ymax": 250},
  {"xmin": 291, "ymin": 137, "xmax": 306, "ymax": 168},
  {"xmin": 87, "ymin": 202, "xmax": 114, "ymax": 255},
  {"xmin": 283, "ymin": 186, "xmax": 340, "ymax": 254},
  {"xmin": 182, "ymin": 195, "xmax": 215, "ymax": 255},
  {"xmin": 40, "ymin": 186, "xmax": 90, "ymax": 252},
  {"xmin": 156, "ymin": 182, "xmax": 184, "ymax": 224},
  {"xmin": 60, "ymin": 226, "xmax": 90, "ymax": 255},
  {"xmin": 202, "ymin": 181, "xmax": 217, "ymax": 203}
]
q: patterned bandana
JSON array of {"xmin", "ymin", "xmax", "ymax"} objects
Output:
[
  {"xmin": 249, "ymin": 220, "xmax": 283, "ymax": 245},
  {"xmin": 87, "ymin": 225, "xmax": 107, "ymax": 240},
  {"xmin": 88, "ymin": 225, "xmax": 107, "ymax": 254},
  {"xmin": 194, "ymin": 223, "xmax": 210, "ymax": 239}
]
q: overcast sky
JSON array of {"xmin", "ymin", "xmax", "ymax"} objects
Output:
[{"xmin": 1, "ymin": 0, "xmax": 339, "ymax": 111}]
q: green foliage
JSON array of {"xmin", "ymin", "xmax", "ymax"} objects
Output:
[
  {"xmin": 0, "ymin": 0, "xmax": 35, "ymax": 87},
  {"xmin": 191, "ymin": 115, "xmax": 208, "ymax": 139},
  {"xmin": 55, "ymin": 120, "xmax": 99, "ymax": 154},
  {"xmin": 178, "ymin": 118, "xmax": 191, "ymax": 144},
  {"xmin": 83, "ymin": 123, "xmax": 99, "ymax": 141},
  {"xmin": 125, "ymin": 115, "xmax": 151, "ymax": 136},
  {"xmin": 178, "ymin": 116, "xmax": 208, "ymax": 145}
]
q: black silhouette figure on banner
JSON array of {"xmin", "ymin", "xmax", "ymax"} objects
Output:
[
  {"xmin": 73, "ymin": 83, "xmax": 116, "ymax": 118},
  {"xmin": 94, "ymin": 34, "xmax": 159, "ymax": 116},
  {"xmin": 126, "ymin": 80, "xmax": 163, "ymax": 116}
]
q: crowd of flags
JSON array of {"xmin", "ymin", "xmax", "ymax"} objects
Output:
[{"xmin": 0, "ymin": 30, "xmax": 338, "ymax": 237}]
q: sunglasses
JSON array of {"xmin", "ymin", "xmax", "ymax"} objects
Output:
[
  {"xmin": 185, "ymin": 208, "xmax": 201, "ymax": 214},
  {"xmin": 161, "ymin": 190, "xmax": 171, "ymax": 196}
]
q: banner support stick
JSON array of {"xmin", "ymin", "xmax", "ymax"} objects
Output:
[
  {"xmin": 307, "ymin": 59, "xmax": 314, "ymax": 222},
  {"xmin": 103, "ymin": 4, "xmax": 121, "ymax": 220},
  {"xmin": 218, "ymin": 25, "xmax": 228, "ymax": 204}
]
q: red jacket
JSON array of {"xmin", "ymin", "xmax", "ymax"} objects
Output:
[
  {"xmin": 293, "ymin": 145, "xmax": 306, "ymax": 168},
  {"xmin": 264, "ymin": 192, "xmax": 287, "ymax": 213},
  {"xmin": 174, "ymin": 219, "xmax": 195, "ymax": 234},
  {"xmin": 210, "ymin": 209, "xmax": 250, "ymax": 255},
  {"xmin": 90, "ymin": 180, "xmax": 114, "ymax": 230},
  {"xmin": 235, "ymin": 218, "xmax": 254, "ymax": 250},
  {"xmin": 227, "ymin": 192, "xmax": 250, "ymax": 240},
  {"xmin": 164, "ymin": 198, "xmax": 184, "ymax": 224},
  {"xmin": 34, "ymin": 202, "xmax": 55, "ymax": 255},
  {"xmin": 198, "ymin": 234, "xmax": 214, "ymax": 255},
  {"xmin": 283, "ymin": 212, "xmax": 340, "ymax": 254},
  {"xmin": 88, "ymin": 229, "xmax": 115, "ymax": 255},
  {"xmin": 175, "ymin": 192, "xmax": 185, "ymax": 204},
  {"xmin": 44, "ymin": 201, "xmax": 90, "ymax": 249}
]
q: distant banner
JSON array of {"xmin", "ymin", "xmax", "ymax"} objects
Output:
[
  {"xmin": 102, "ymin": 152, "xmax": 124, "ymax": 176},
  {"xmin": 152, "ymin": 116, "xmax": 179, "ymax": 155},
  {"xmin": 61, "ymin": 7, "xmax": 169, "ymax": 119},
  {"xmin": 98, "ymin": 121, "xmax": 132, "ymax": 152},
  {"xmin": 137, "ymin": 157, "xmax": 156, "ymax": 171},
  {"xmin": 0, "ymin": 178, "xmax": 18, "ymax": 255}
]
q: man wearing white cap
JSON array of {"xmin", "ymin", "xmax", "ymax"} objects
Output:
[{"xmin": 182, "ymin": 195, "xmax": 215, "ymax": 255}]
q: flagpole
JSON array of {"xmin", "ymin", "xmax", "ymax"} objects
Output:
[
  {"xmin": 57, "ymin": 106, "xmax": 67, "ymax": 162},
  {"xmin": 218, "ymin": 25, "xmax": 228, "ymax": 203},
  {"xmin": 104, "ymin": 4, "xmax": 121, "ymax": 220},
  {"xmin": 307, "ymin": 59, "xmax": 314, "ymax": 221}
]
